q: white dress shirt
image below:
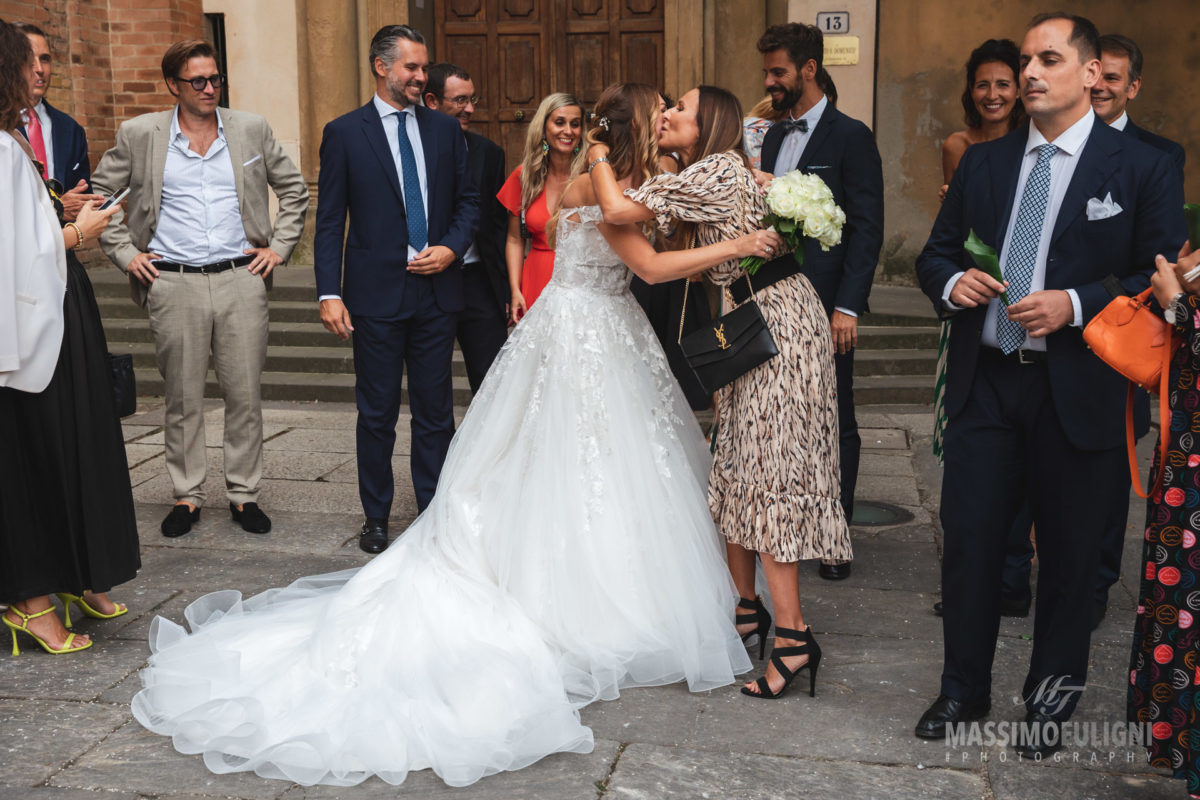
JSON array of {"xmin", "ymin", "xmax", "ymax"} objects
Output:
[
  {"xmin": 373, "ymin": 93, "xmax": 428, "ymax": 262},
  {"xmin": 148, "ymin": 107, "xmax": 252, "ymax": 265},
  {"xmin": 1109, "ymin": 111, "xmax": 1129, "ymax": 131},
  {"xmin": 943, "ymin": 110, "xmax": 1094, "ymax": 350}
]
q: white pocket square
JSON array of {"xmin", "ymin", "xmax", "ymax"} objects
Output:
[
  {"xmin": 242, "ymin": 154, "xmax": 262, "ymax": 167},
  {"xmin": 1086, "ymin": 192, "xmax": 1122, "ymax": 221}
]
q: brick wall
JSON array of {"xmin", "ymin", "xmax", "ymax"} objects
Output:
[{"xmin": 1, "ymin": 0, "xmax": 204, "ymax": 172}]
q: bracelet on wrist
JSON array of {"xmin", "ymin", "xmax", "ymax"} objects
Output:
[
  {"xmin": 65, "ymin": 222, "xmax": 84, "ymax": 250},
  {"xmin": 587, "ymin": 156, "xmax": 610, "ymax": 173}
]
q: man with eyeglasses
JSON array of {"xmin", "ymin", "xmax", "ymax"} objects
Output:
[
  {"xmin": 423, "ymin": 62, "xmax": 508, "ymax": 393},
  {"xmin": 92, "ymin": 39, "xmax": 308, "ymax": 539}
]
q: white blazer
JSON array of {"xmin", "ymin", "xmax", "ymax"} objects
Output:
[{"xmin": 0, "ymin": 130, "xmax": 67, "ymax": 393}]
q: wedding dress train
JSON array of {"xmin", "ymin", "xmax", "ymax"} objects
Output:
[{"xmin": 132, "ymin": 206, "xmax": 750, "ymax": 787}]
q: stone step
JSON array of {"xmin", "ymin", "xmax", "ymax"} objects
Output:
[
  {"xmin": 111, "ymin": 340, "xmax": 471, "ymax": 378},
  {"xmin": 132, "ymin": 367, "xmax": 474, "ymax": 405},
  {"xmin": 852, "ymin": 349, "xmax": 936, "ymax": 377},
  {"xmin": 854, "ymin": 375, "xmax": 935, "ymax": 405},
  {"xmin": 101, "ymin": 314, "xmax": 940, "ymax": 353}
]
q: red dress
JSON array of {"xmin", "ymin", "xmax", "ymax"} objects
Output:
[{"xmin": 497, "ymin": 166, "xmax": 555, "ymax": 308}]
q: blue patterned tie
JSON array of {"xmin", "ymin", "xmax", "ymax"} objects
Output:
[
  {"xmin": 997, "ymin": 143, "xmax": 1058, "ymax": 353},
  {"xmin": 395, "ymin": 112, "xmax": 427, "ymax": 252}
]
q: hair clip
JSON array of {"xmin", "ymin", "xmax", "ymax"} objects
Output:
[{"xmin": 597, "ymin": 116, "xmax": 610, "ymax": 131}]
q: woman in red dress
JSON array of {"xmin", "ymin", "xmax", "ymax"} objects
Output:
[{"xmin": 497, "ymin": 92, "xmax": 585, "ymax": 322}]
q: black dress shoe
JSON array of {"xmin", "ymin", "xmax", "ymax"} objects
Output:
[
  {"xmin": 161, "ymin": 504, "xmax": 200, "ymax": 538},
  {"xmin": 1090, "ymin": 599, "xmax": 1107, "ymax": 631},
  {"xmin": 933, "ymin": 600, "xmax": 943, "ymax": 616},
  {"xmin": 1015, "ymin": 711, "xmax": 1064, "ymax": 757},
  {"xmin": 914, "ymin": 694, "xmax": 991, "ymax": 739},
  {"xmin": 359, "ymin": 518, "xmax": 388, "ymax": 554},
  {"xmin": 230, "ymin": 502, "xmax": 271, "ymax": 534},
  {"xmin": 818, "ymin": 560, "xmax": 852, "ymax": 580}
]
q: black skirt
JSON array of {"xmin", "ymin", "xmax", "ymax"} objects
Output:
[
  {"xmin": 630, "ymin": 276, "xmax": 714, "ymax": 411},
  {"xmin": 0, "ymin": 253, "xmax": 140, "ymax": 601}
]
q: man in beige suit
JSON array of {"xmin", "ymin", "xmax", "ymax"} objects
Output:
[{"xmin": 93, "ymin": 39, "xmax": 307, "ymax": 537}]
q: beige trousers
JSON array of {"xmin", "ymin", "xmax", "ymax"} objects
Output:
[{"xmin": 146, "ymin": 267, "xmax": 268, "ymax": 507}]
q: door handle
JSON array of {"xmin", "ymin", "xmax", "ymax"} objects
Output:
[{"xmin": 514, "ymin": 109, "xmax": 525, "ymax": 121}]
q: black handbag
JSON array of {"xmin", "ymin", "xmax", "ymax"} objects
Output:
[
  {"xmin": 108, "ymin": 352, "xmax": 136, "ymax": 418},
  {"xmin": 677, "ymin": 271, "xmax": 778, "ymax": 395}
]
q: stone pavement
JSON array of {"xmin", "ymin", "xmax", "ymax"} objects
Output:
[{"xmin": 0, "ymin": 400, "xmax": 1181, "ymax": 800}]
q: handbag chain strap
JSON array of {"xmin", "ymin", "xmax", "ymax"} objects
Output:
[{"xmin": 677, "ymin": 176, "xmax": 757, "ymax": 344}]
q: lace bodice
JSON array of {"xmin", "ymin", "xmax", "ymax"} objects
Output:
[{"xmin": 548, "ymin": 206, "xmax": 631, "ymax": 295}]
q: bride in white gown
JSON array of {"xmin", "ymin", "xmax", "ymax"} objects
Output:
[{"xmin": 131, "ymin": 83, "xmax": 784, "ymax": 788}]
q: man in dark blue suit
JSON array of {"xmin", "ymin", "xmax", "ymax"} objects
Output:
[
  {"xmin": 423, "ymin": 62, "xmax": 508, "ymax": 394},
  {"xmin": 913, "ymin": 13, "xmax": 1184, "ymax": 753},
  {"xmin": 756, "ymin": 23, "xmax": 884, "ymax": 581},
  {"xmin": 15, "ymin": 23, "xmax": 99, "ymax": 218},
  {"xmin": 314, "ymin": 25, "xmax": 479, "ymax": 554}
]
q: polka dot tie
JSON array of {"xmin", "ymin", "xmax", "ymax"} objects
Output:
[
  {"xmin": 395, "ymin": 112, "xmax": 427, "ymax": 252},
  {"xmin": 997, "ymin": 143, "xmax": 1058, "ymax": 354}
]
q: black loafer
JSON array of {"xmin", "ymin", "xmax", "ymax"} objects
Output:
[
  {"xmin": 1015, "ymin": 711, "xmax": 1065, "ymax": 757},
  {"xmin": 933, "ymin": 600, "xmax": 944, "ymax": 616},
  {"xmin": 818, "ymin": 560, "xmax": 852, "ymax": 580},
  {"xmin": 359, "ymin": 518, "xmax": 388, "ymax": 554},
  {"xmin": 161, "ymin": 504, "xmax": 200, "ymax": 538},
  {"xmin": 915, "ymin": 694, "xmax": 991, "ymax": 739},
  {"xmin": 230, "ymin": 502, "xmax": 271, "ymax": 534}
]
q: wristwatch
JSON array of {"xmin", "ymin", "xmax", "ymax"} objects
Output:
[{"xmin": 1165, "ymin": 292, "xmax": 1187, "ymax": 325}]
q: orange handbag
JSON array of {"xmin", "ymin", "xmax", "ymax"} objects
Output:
[{"xmin": 1082, "ymin": 287, "xmax": 1178, "ymax": 498}]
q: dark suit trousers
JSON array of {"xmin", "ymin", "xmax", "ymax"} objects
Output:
[
  {"xmin": 455, "ymin": 262, "xmax": 508, "ymax": 394},
  {"xmin": 351, "ymin": 277, "xmax": 456, "ymax": 517},
  {"xmin": 939, "ymin": 351, "xmax": 1124, "ymax": 716},
  {"xmin": 835, "ymin": 349, "xmax": 860, "ymax": 521}
]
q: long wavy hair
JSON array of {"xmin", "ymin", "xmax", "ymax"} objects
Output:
[
  {"xmin": 519, "ymin": 92, "xmax": 586, "ymax": 212},
  {"xmin": 0, "ymin": 19, "xmax": 33, "ymax": 131}
]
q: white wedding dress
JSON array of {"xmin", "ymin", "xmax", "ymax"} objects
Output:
[{"xmin": 132, "ymin": 206, "xmax": 751, "ymax": 787}]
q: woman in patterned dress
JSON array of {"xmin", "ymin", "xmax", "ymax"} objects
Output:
[
  {"xmin": 1132, "ymin": 244, "xmax": 1200, "ymax": 798},
  {"xmin": 589, "ymin": 85, "xmax": 850, "ymax": 699}
]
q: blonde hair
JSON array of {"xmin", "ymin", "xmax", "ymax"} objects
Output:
[
  {"xmin": 520, "ymin": 92, "xmax": 587, "ymax": 212},
  {"xmin": 748, "ymin": 95, "xmax": 785, "ymax": 122}
]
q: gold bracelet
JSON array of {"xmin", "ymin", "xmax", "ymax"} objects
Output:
[{"xmin": 65, "ymin": 222, "xmax": 84, "ymax": 250}]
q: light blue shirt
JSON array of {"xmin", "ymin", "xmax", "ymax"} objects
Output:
[
  {"xmin": 372, "ymin": 93, "xmax": 428, "ymax": 262},
  {"xmin": 148, "ymin": 107, "xmax": 252, "ymax": 265},
  {"xmin": 943, "ymin": 110, "xmax": 1094, "ymax": 349}
]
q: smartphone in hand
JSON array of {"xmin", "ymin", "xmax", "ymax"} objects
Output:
[{"xmin": 98, "ymin": 187, "xmax": 130, "ymax": 211}]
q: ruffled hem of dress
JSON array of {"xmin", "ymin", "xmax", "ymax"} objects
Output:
[{"xmin": 708, "ymin": 477, "xmax": 851, "ymax": 562}]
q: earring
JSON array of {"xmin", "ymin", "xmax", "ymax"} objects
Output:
[
  {"xmin": 541, "ymin": 139, "xmax": 549, "ymax": 155},
  {"xmin": 573, "ymin": 143, "xmax": 580, "ymax": 154}
]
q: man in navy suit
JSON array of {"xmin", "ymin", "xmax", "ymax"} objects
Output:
[
  {"xmin": 913, "ymin": 13, "xmax": 1184, "ymax": 753},
  {"xmin": 314, "ymin": 25, "xmax": 479, "ymax": 554},
  {"xmin": 756, "ymin": 23, "xmax": 884, "ymax": 581},
  {"xmin": 15, "ymin": 23, "xmax": 99, "ymax": 219},
  {"xmin": 423, "ymin": 62, "xmax": 508, "ymax": 394}
]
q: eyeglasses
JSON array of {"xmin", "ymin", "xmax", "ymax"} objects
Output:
[
  {"xmin": 444, "ymin": 94, "xmax": 478, "ymax": 107},
  {"xmin": 176, "ymin": 74, "xmax": 226, "ymax": 92}
]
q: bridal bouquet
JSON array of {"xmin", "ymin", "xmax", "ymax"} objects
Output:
[{"xmin": 741, "ymin": 169, "xmax": 846, "ymax": 275}]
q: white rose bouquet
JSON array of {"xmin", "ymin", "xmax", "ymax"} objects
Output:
[{"xmin": 741, "ymin": 169, "xmax": 846, "ymax": 275}]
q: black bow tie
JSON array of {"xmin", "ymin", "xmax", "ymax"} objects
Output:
[{"xmin": 783, "ymin": 119, "xmax": 809, "ymax": 134}]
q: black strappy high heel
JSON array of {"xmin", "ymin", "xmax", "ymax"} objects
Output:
[
  {"xmin": 736, "ymin": 596, "xmax": 772, "ymax": 660},
  {"xmin": 741, "ymin": 625, "xmax": 821, "ymax": 699}
]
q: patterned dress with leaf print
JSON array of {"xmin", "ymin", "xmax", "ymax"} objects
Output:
[{"xmin": 627, "ymin": 151, "xmax": 851, "ymax": 562}]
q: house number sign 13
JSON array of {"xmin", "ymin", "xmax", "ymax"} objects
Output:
[{"xmin": 816, "ymin": 12, "xmax": 849, "ymax": 33}]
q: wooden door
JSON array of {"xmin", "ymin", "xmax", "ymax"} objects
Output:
[{"xmin": 436, "ymin": 0, "xmax": 664, "ymax": 173}]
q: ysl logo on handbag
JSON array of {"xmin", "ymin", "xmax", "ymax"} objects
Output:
[{"xmin": 714, "ymin": 324, "xmax": 730, "ymax": 350}]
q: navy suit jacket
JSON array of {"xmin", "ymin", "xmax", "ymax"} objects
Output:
[
  {"xmin": 759, "ymin": 106, "xmax": 884, "ymax": 315},
  {"xmin": 915, "ymin": 116, "xmax": 1185, "ymax": 451},
  {"xmin": 313, "ymin": 101, "xmax": 480, "ymax": 317},
  {"xmin": 1125, "ymin": 119, "xmax": 1186, "ymax": 182},
  {"xmin": 464, "ymin": 130, "xmax": 509, "ymax": 307},
  {"xmin": 20, "ymin": 99, "xmax": 90, "ymax": 191}
]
